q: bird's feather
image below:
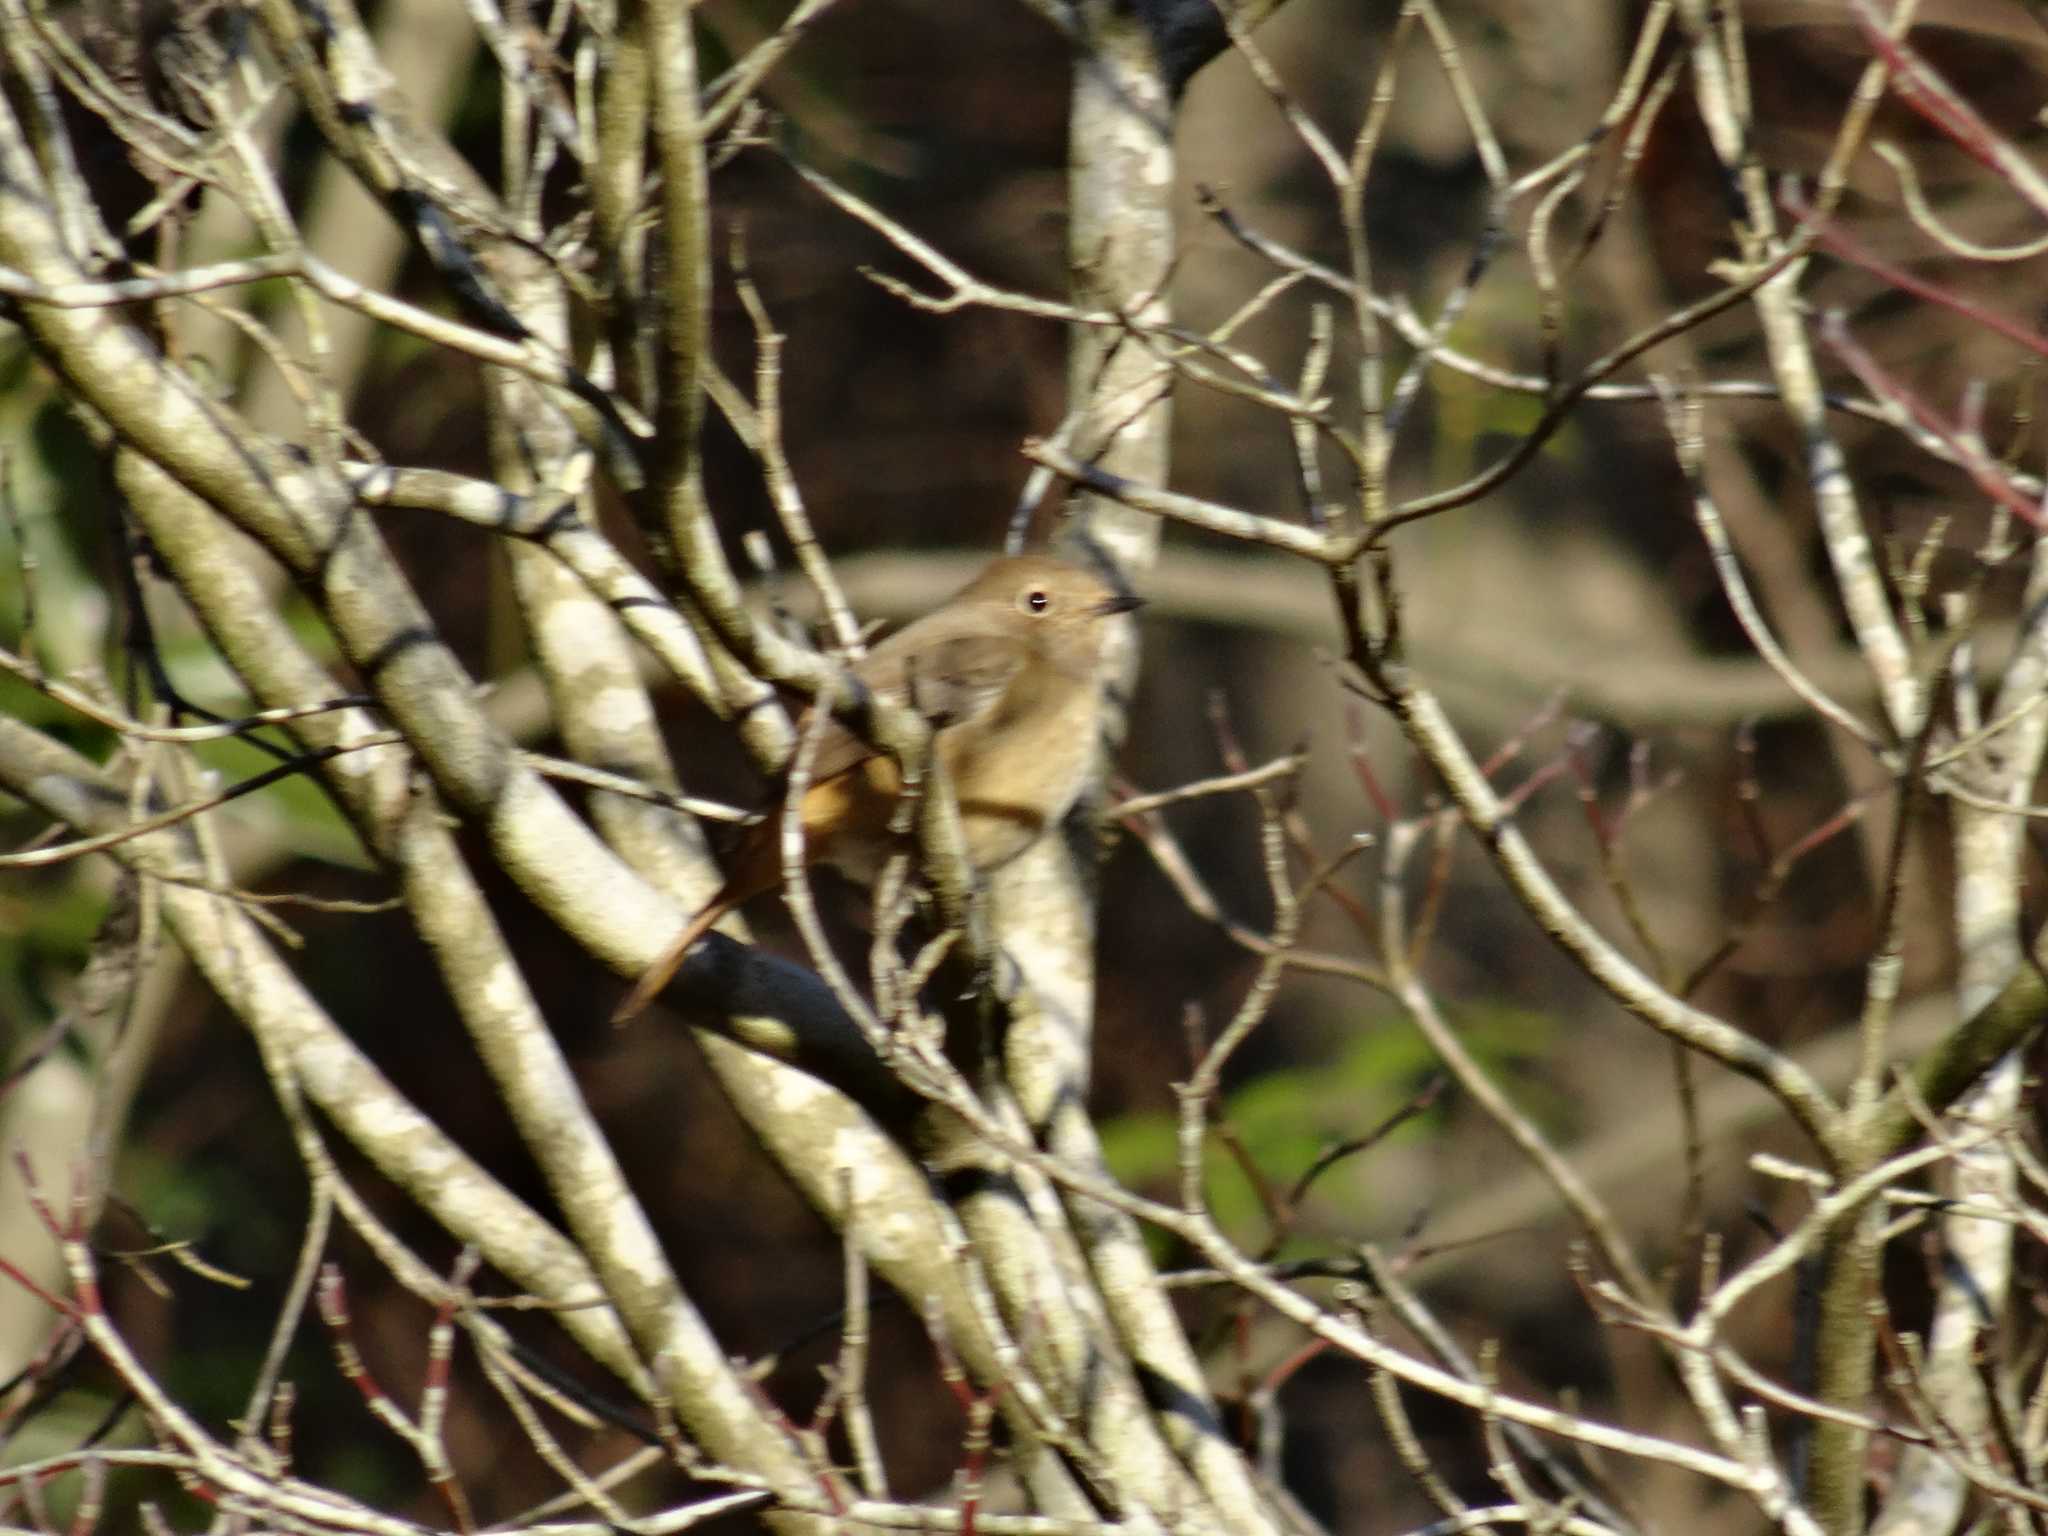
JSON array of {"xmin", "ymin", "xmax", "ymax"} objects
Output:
[{"xmin": 801, "ymin": 630, "xmax": 1029, "ymax": 786}]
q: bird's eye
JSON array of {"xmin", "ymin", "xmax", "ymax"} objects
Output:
[{"xmin": 1023, "ymin": 589, "xmax": 1051, "ymax": 614}]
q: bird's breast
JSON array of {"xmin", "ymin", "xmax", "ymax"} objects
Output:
[
  {"xmin": 936, "ymin": 677, "xmax": 1100, "ymax": 871},
  {"xmin": 795, "ymin": 673, "xmax": 1104, "ymax": 883}
]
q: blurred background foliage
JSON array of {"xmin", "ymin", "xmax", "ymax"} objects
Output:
[{"xmin": 4, "ymin": 0, "xmax": 2048, "ymax": 1529}]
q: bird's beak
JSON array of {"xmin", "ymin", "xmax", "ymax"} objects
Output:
[{"xmin": 1095, "ymin": 589, "xmax": 1145, "ymax": 617}]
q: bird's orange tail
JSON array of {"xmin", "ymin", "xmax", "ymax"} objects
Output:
[{"xmin": 611, "ymin": 888, "xmax": 737, "ymax": 1024}]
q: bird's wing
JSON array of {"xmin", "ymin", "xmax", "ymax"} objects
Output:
[
  {"xmin": 798, "ymin": 631, "xmax": 1027, "ymax": 785},
  {"xmin": 897, "ymin": 633, "xmax": 1029, "ymax": 727}
]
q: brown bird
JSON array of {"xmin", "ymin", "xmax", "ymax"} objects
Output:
[{"xmin": 613, "ymin": 553, "xmax": 1141, "ymax": 1021}]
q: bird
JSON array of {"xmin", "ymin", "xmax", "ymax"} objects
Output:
[{"xmin": 612, "ymin": 552, "xmax": 1141, "ymax": 1021}]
